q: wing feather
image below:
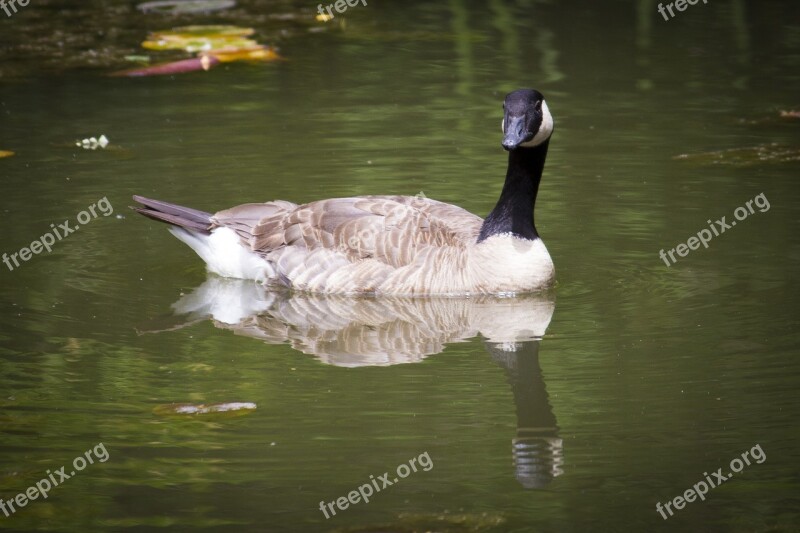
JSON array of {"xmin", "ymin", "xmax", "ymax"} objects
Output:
[{"xmin": 212, "ymin": 196, "xmax": 483, "ymax": 274}]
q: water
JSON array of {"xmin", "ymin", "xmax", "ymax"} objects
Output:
[{"xmin": 0, "ymin": 1, "xmax": 799, "ymax": 531}]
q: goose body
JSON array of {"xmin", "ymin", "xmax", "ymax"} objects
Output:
[{"xmin": 134, "ymin": 89, "xmax": 556, "ymax": 296}]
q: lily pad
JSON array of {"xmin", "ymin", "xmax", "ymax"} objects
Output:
[
  {"xmin": 144, "ymin": 25, "xmax": 257, "ymax": 51},
  {"xmin": 126, "ymin": 24, "xmax": 280, "ymax": 75},
  {"xmin": 137, "ymin": 0, "xmax": 236, "ymax": 14}
]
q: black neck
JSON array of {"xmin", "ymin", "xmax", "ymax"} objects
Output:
[{"xmin": 478, "ymin": 140, "xmax": 549, "ymax": 243}]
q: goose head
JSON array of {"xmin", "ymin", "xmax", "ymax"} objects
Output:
[{"xmin": 501, "ymin": 89, "xmax": 554, "ymax": 151}]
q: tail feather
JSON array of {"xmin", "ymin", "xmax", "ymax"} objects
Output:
[{"xmin": 131, "ymin": 195, "xmax": 213, "ymax": 233}]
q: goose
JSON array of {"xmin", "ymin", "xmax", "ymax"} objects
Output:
[{"xmin": 133, "ymin": 88, "xmax": 555, "ymax": 296}]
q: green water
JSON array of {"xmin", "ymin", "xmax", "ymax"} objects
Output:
[{"xmin": 1, "ymin": 1, "xmax": 799, "ymax": 531}]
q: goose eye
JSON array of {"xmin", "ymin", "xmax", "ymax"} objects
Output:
[{"xmin": 535, "ymin": 101, "xmax": 542, "ymax": 112}]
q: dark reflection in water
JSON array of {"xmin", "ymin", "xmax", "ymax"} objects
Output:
[
  {"xmin": 147, "ymin": 277, "xmax": 562, "ymax": 489},
  {"xmin": 487, "ymin": 340, "xmax": 562, "ymax": 489}
]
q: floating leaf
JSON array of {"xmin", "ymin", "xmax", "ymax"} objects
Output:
[
  {"xmin": 153, "ymin": 402, "xmax": 257, "ymax": 417},
  {"xmin": 675, "ymin": 143, "xmax": 800, "ymax": 166},
  {"xmin": 316, "ymin": 13, "xmax": 333, "ymax": 22},
  {"xmin": 203, "ymin": 45, "xmax": 283, "ymax": 63},
  {"xmin": 143, "ymin": 25, "xmax": 257, "ymax": 52},
  {"xmin": 110, "ymin": 55, "xmax": 219, "ymax": 77},
  {"xmin": 137, "ymin": 0, "xmax": 235, "ymax": 14},
  {"xmin": 120, "ymin": 24, "xmax": 279, "ymax": 76},
  {"xmin": 143, "ymin": 35, "xmax": 258, "ymax": 53},
  {"xmin": 0, "ymin": 150, "xmax": 14, "ymax": 159}
]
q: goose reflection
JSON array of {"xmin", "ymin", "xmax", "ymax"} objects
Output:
[
  {"xmin": 486, "ymin": 340, "xmax": 563, "ymax": 488},
  {"xmin": 160, "ymin": 277, "xmax": 563, "ymax": 488}
]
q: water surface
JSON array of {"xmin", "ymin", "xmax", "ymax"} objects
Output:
[{"xmin": 0, "ymin": 1, "xmax": 799, "ymax": 531}]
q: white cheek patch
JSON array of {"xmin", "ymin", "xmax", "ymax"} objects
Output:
[{"xmin": 520, "ymin": 100, "xmax": 554, "ymax": 148}]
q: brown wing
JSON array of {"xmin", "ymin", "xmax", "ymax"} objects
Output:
[{"xmin": 211, "ymin": 195, "xmax": 483, "ymax": 268}]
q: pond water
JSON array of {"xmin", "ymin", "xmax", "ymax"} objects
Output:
[{"xmin": 0, "ymin": 1, "xmax": 798, "ymax": 531}]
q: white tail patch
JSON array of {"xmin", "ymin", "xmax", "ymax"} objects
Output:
[{"xmin": 168, "ymin": 227, "xmax": 274, "ymax": 282}]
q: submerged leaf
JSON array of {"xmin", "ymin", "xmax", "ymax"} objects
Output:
[
  {"xmin": 153, "ymin": 402, "xmax": 257, "ymax": 417},
  {"xmin": 675, "ymin": 143, "xmax": 800, "ymax": 166},
  {"xmin": 124, "ymin": 55, "xmax": 151, "ymax": 63},
  {"xmin": 332, "ymin": 512, "xmax": 506, "ymax": 532}
]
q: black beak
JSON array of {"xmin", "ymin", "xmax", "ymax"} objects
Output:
[{"xmin": 502, "ymin": 115, "xmax": 532, "ymax": 151}]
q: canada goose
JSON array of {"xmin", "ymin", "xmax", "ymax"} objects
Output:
[{"xmin": 133, "ymin": 89, "xmax": 555, "ymax": 295}]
